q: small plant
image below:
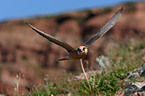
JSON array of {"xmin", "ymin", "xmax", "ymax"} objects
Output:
[
  {"xmin": 79, "ymin": 74, "xmax": 96, "ymax": 95},
  {"xmin": 13, "ymin": 73, "xmax": 24, "ymax": 96},
  {"xmin": 30, "ymin": 78, "xmax": 69, "ymax": 96},
  {"xmin": 75, "ymin": 71, "xmax": 127, "ymax": 95},
  {"xmin": 31, "ymin": 82, "xmax": 59, "ymax": 96}
]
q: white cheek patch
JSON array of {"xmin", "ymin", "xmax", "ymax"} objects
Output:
[{"xmin": 85, "ymin": 48, "xmax": 88, "ymax": 53}]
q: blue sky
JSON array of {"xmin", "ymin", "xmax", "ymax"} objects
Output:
[{"xmin": 0, "ymin": 0, "xmax": 139, "ymax": 22}]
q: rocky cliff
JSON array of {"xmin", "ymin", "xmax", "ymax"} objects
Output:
[{"xmin": 0, "ymin": 2, "xmax": 145, "ymax": 94}]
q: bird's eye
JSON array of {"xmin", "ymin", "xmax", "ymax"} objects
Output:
[
  {"xmin": 77, "ymin": 48, "xmax": 82, "ymax": 52},
  {"xmin": 83, "ymin": 47, "xmax": 85, "ymax": 51}
]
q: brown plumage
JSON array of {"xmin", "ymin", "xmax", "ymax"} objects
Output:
[{"xmin": 26, "ymin": 7, "xmax": 123, "ymax": 61}]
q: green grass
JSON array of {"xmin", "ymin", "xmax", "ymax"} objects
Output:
[{"xmin": 26, "ymin": 38, "xmax": 145, "ymax": 96}]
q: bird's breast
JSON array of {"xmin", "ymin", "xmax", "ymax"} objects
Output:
[{"xmin": 69, "ymin": 52, "xmax": 87, "ymax": 60}]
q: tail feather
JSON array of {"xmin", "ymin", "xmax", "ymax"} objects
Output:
[
  {"xmin": 57, "ymin": 58, "xmax": 69, "ymax": 61},
  {"xmin": 56, "ymin": 56, "xmax": 69, "ymax": 62}
]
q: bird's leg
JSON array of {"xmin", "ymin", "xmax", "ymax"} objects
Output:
[{"xmin": 80, "ymin": 59, "xmax": 91, "ymax": 90}]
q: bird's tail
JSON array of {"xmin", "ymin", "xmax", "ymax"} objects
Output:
[
  {"xmin": 57, "ymin": 58, "xmax": 69, "ymax": 61},
  {"xmin": 56, "ymin": 55, "xmax": 69, "ymax": 62}
]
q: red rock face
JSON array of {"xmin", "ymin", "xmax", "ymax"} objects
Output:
[
  {"xmin": 0, "ymin": 2, "xmax": 145, "ymax": 95},
  {"xmin": 0, "ymin": 82, "xmax": 14, "ymax": 94}
]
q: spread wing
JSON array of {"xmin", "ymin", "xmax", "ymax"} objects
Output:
[
  {"xmin": 26, "ymin": 22, "xmax": 76, "ymax": 53},
  {"xmin": 83, "ymin": 7, "xmax": 123, "ymax": 47}
]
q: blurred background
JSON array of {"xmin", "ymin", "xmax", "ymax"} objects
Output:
[{"xmin": 0, "ymin": 0, "xmax": 145, "ymax": 95}]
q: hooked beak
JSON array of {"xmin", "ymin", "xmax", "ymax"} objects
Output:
[{"xmin": 81, "ymin": 49, "xmax": 84, "ymax": 52}]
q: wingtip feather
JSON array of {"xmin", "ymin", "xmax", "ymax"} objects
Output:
[
  {"xmin": 120, "ymin": 7, "xmax": 123, "ymax": 13},
  {"xmin": 25, "ymin": 22, "xmax": 32, "ymax": 27}
]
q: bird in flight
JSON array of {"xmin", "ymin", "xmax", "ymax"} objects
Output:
[
  {"xmin": 26, "ymin": 7, "xmax": 123, "ymax": 61},
  {"xmin": 26, "ymin": 7, "xmax": 123, "ymax": 90}
]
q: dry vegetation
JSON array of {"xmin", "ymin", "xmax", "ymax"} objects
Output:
[{"xmin": 0, "ymin": 2, "xmax": 145, "ymax": 95}]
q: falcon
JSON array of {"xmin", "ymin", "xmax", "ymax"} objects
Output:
[
  {"xmin": 26, "ymin": 7, "xmax": 123, "ymax": 61},
  {"xmin": 26, "ymin": 7, "xmax": 123, "ymax": 90}
]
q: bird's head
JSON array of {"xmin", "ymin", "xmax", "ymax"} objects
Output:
[{"xmin": 76, "ymin": 46, "xmax": 88, "ymax": 55}]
